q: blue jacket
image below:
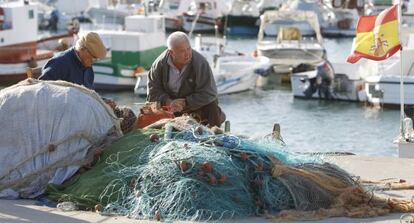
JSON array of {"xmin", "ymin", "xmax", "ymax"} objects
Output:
[{"xmin": 39, "ymin": 48, "xmax": 94, "ymax": 89}]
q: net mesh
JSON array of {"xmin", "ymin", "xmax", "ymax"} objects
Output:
[
  {"xmin": 93, "ymin": 120, "xmax": 353, "ymax": 221},
  {"xmin": 47, "ymin": 117, "xmax": 414, "ymax": 221}
]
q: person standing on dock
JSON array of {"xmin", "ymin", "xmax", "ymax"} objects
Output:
[
  {"xmin": 146, "ymin": 31, "xmax": 226, "ymax": 127},
  {"xmin": 38, "ymin": 32, "xmax": 107, "ymax": 89}
]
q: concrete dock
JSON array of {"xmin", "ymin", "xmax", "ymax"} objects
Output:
[{"xmin": 1, "ymin": 155, "xmax": 413, "ymax": 223}]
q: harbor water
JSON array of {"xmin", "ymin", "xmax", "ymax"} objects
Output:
[{"xmin": 100, "ymin": 36, "xmax": 400, "ymax": 157}]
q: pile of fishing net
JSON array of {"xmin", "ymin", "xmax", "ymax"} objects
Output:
[{"xmin": 47, "ymin": 117, "xmax": 414, "ymax": 221}]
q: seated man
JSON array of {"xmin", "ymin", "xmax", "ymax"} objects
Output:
[
  {"xmin": 146, "ymin": 31, "xmax": 226, "ymax": 127},
  {"xmin": 39, "ymin": 32, "xmax": 106, "ymax": 89}
]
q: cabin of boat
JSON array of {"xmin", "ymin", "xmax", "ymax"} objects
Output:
[{"xmin": 257, "ymin": 10, "xmax": 326, "ymax": 71}]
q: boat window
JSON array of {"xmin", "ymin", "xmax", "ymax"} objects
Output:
[
  {"xmin": 169, "ymin": 3, "xmax": 179, "ymax": 10},
  {"xmin": 28, "ymin": 9, "xmax": 34, "ymax": 19},
  {"xmin": 190, "ymin": 2, "xmax": 212, "ymax": 12},
  {"xmin": 277, "ymin": 27, "xmax": 302, "ymax": 42},
  {"xmin": 373, "ymin": 0, "xmax": 392, "ymax": 5},
  {"xmin": 0, "ymin": 8, "xmax": 12, "ymax": 31}
]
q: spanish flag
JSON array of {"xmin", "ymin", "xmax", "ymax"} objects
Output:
[{"xmin": 347, "ymin": 4, "xmax": 401, "ymax": 64}]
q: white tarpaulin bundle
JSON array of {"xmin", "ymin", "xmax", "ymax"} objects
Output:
[{"xmin": 0, "ymin": 79, "xmax": 122, "ymax": 199}]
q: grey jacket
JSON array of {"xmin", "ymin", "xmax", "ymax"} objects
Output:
[{"xmin": 147, "ymin": 49, "xmax": 218, "ymax": 111}]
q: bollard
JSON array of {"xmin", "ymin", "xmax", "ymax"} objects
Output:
[
  {"xmin": 164, "ymin": 123, "xmax": 173, "ymax": 140},
  {"xmin": 272, "ymin": 123, "xmax": 281, "ymax": 140},
  {"xmin": 224, "ymin": 120, "xmax": 230, "ymax": 133}
]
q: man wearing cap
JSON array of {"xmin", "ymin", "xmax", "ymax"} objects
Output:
[
  {"xmin": 39, "ymin": 32, "xmax": 106, "ymax": 89},
  {"xmin": 147, "ymin": 31, "xmax": 226, "ymax": 127}
]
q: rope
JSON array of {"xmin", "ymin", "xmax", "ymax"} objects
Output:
[{"xmin": 0, "ymin": 132, "xmax": 94, "ymax": 182}]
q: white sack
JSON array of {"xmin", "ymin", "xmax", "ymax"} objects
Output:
[{"xmin": 0, "ymin": 79, "xmax": 122, "ymax": 198}]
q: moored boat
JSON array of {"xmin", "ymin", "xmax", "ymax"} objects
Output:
[
  {"xmin": 90, "ymin": 15, "xmax": 166, "ymax": 91},
  {"xmin": 0, "ymin": 1, "xmax": 76, "ymax": 85}
]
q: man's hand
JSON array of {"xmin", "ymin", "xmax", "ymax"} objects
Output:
[{"xmin": 170, "ymin": 98, "xmax": 186, "ymax": 112}]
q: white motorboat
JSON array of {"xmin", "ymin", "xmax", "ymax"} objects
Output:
[
  {"xmin": 212, "ymin": 55, "xmax": 271, "ymax": 95},
  {"xmin": 291, "ymin": 61, "xmax": 367, "ymax": 101},
  {"xmin": 364, "ymin": 50, "xmax": 414, "ymax": 107},
  {"xmin": 257, "ymin": 10, "xmax": 326, "ymax": 87},
  {"xmin": 263, "ymin": 0, "xmax": 360, "ymax": 37},
  {"xmin": 157, "ymin": 0, "xmax": 185, "ymax": 31},
  {"xmin": 361, "ymin": 31, "xmax": 414, "ymax": 107},
  {"xmin": 86, "ymin": 0, "xmax": 142, "ymax": 26},
  {"xmin": 180, "ymin": 0, "xmax": 229, "ymax": 33}
]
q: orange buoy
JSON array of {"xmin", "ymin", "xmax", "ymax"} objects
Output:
[
  {"xmin": 218, "ymin": 175, "xmax": 227, "ymax": 184},
  {"xmin": 201, "ymin": 161, "xmax": 213, "ymax": 173},
  {"xmin": 208, "ymin": 175, "xmax": 217, "ymax": 185},
  {"xmin": 179, "ymin": 160, "xmax": 189, "ymax": 172},
  {"xmin": 240, "ymin": 152, "xmax": 248, "ymax": 161},
  {"xmin": 149, "ymin": 133, "xmax": 159, "ymax": 142}
]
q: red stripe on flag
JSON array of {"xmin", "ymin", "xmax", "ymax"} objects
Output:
[
  {"xmin": 355, "ymin": 4, "xmax": 398, "ymax": 33},
  {"xmin": 356, "ymin": 16, "xmax": 376, "ymax": 32},
  {"xmin": 346, "ymin": 44, "xmax": 401, "ymax": 64}
]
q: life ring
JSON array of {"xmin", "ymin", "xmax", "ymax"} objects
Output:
[{"xmin": 0, "ymin": 7, "xmax": 4, "ymax": 30}]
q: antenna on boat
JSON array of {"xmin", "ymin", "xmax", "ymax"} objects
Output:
[
  {"xmin": 188, "ymin": 11, "xmax": 201, "ymax": 39},
  {"xmin": 144, "ymin": 0, "xmax": 148, "ymax": 16},
  {"xmin": 398, "ymin": 0, "xmax": 406, "ymax": 138}
]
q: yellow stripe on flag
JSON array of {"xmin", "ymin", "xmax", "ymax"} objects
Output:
[{"xmin": 353, "ymin": 32, "xmax": 374, "ymax": 55}]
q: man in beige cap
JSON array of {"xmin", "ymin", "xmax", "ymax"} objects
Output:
[{"xmin": 39, "ymin": 32, "xmax": 106, "ymax": 89}]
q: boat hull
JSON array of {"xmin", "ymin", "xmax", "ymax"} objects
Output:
[
  {"xmin": 290, "ymin": 62, "xmax": 366, "ymax": 102},
  {"xmin": 321, "ymin": 27, "xmax": 356, "ymax": 37},
  {"xmin": 0, "ymin": 53, "xmax": 52, "ymax": 84},
  {"xmin": 365, "ymin": 75, "xmax": 414, "ymax": 108},
  {"xmin": 225, "ymin": 15, "xmax": 259, "ymax": 36},
  {"xmin": 291, "ymin": 70, "xmax": 364, "ymax": 102},
  {"xmin": 215, "ymin": 69, "xmax": 257, "ymax": 95},
  {"xmin": 93, "ymin": 66, "xmax": 138, "ymax": 91},
  {"xmin": 0, "ymin": 42, "xmax": 37, "ymax": 63},
  {"xmin": 182, "ymin": 14, "xmax": 220, "ymax": 33},
  {"xmin": 165, "ymin": 17, "xmax": 183, "ymax": 31}
]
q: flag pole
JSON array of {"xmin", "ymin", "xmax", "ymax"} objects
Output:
[{"xmin": 398, "ymin": 0, "xmax": 405, "ymax": 138}]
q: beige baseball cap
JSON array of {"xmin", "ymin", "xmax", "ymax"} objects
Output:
[{"xmin": 78, "ymin": 32, "xmax": 107, "ymax": 59}]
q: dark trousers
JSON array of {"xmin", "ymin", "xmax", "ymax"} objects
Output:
[{"xmin": 176, "ymin": 100, "xmax": 226, "ymax": 127}]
